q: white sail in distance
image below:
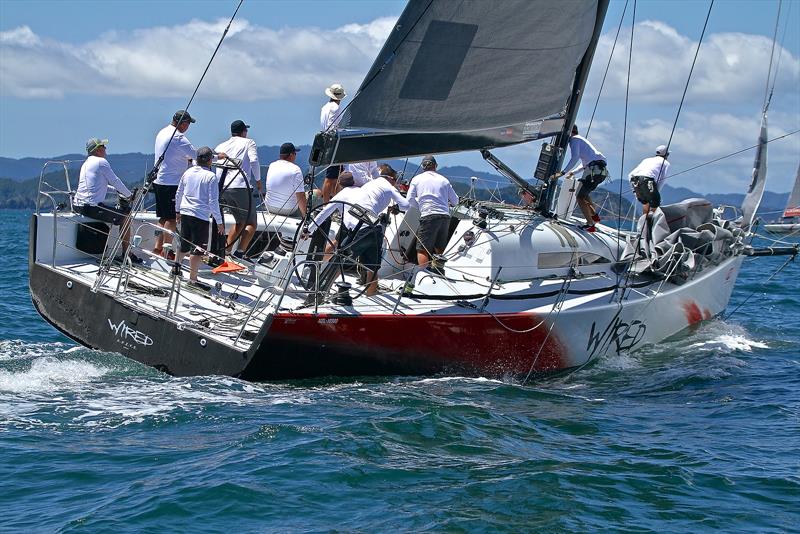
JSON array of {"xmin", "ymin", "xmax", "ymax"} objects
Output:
[{"xmin": 782, "ymin": 162, "xmax": 800, "ymax": 218}]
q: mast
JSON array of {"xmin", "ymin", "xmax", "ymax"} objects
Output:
[{"xmin": 536, "ymin": 0, "xmax": 610, "ymax": 214}]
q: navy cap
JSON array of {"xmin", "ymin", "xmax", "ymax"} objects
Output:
[
  {"xmin": 231, "ymin": 120, "xmax": 250, "ymax": 135},
  {"xmin": 173, "ymin": 110, "xmax": 196, "ymax": 124},
  {"xmin": 280, "ymin": 142, "xmax": 300, "ymax": 155}
]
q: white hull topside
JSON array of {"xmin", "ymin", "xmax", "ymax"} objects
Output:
[{"xmin": 30, "ymin": 195, "xmax": 748, "ymax": 377}]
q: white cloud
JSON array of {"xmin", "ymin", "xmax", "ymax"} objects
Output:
[
  {"xmin": 0, "ymin": 16, "xmax": 396, "ymax": 100},
  {"xmin": 2, "ymin": 15, "xmax": 796, "ymax": 109},
  {"xmin": 592, "ymin": 20, "xmax": 800, "ymax": 104}
]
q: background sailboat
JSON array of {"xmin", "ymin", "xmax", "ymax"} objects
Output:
[{"xmin": 764, "ymin": 162, "xmax": 800, "ymax": 235}]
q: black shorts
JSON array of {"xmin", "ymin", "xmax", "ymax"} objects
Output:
[
  {"xmin": 349, "ymin": 225, "xmax": 383, "ymax": 273},
  {"xmin": 417, "ymin": 214, "xmax": 451, "ymax": 253},
  {"xmin": 631, "ymin": 176, "xmax": 661, "ymax": 208},
  {"xmin": 325, "ymin": 165, "xmax": 342, "ymax": 180},
  {"xmin": 179, "ymin": 214, "xmax": 210, "ymax": 255},
  {"xmin": 577, "ymin": 161, "xmax": 608, "ymax": 200},
  {"xmin": 334, "ymin": 224, "xmax": 351, "ymax": 245},
  {"xmin": 221, "ymin": 188, "xmax": 257, "ymax": 225},
  {"xmin": 76, "ymin": 203, "xmax": 130, "ymax": 225},
  {"xmin": 153, "ymin": 184, "xmax": 178, "ymax": 220}
]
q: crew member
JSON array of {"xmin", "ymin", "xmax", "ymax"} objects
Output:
[
  {"xmin": 346, "ymin": 160, "xmax": 379, "ymax": 187},
  {"xmin": 174, "ymin": 147, "xmax": 224, "ymax": 290},
  {"xmin": 215, "ymin": 119, "xmax": 260, "ymax": 260},
  {"xmin": 265, "ymin": 143, "xmax": 308, "ymax": 217},
  {"xmin": 320, "ymin": 83, "xmax": 346, "ymax": 202},
  {"xmin": 560, "ymin": 125, "xmax": 608, "ymax": 232},
  {"xmin": 153, "ymin": 110, "xmax": 197, "ymax": 257},
  {"xmin": 310, "ymin": 171, "xmax": 362, "ymax": 260},
  {"xmin": 74, "ymin": 137, "xmax": 142, "ymax": 263},
  {"xmin": 519, "ymin": 188, "xmax": 537, "ymax": 208},
  {"xmin": 406, "ymin": 155, "xmax": 459, "ymax": 270},
  {"xmin": 305, "ymin": 164, "xmax": 408, "ymax": 296},
  {"xmin": 628, "ymin": 145, "xmax": 671, "ymax": 216}
]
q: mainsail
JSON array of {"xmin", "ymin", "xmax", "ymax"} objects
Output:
[
  {"xmin": 740, "ymin": 111, "xmax": 768, "ymax": 230},
  {"xmin": 782, "ymin": 162, "xmax": 800, "ymax": 218},
  {"xmin": 310, "ymin": 0, "xmax": 609, "ymax": 166}
]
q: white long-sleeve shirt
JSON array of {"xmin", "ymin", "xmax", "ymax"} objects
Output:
[
  {"xmin": 407, "ymin": 170, "xmax": 458, "ymax": 217},
  {"xmin": 320, "ymin": 101, "xmax": 342, "ymax": 131},
  {"xmin": 358, "ymin": 177, "xmax": 409, "ymax": 216},
  {"xmin": 346, "ymin": 161, "xmax": 379, "ymax": 186},
  {"xmin": 629, "ymin": 156, "xmax": 671, "ymax": 185},
  {"xmin": 307, "ymin": 185, "xmax": 362, "ymax": 234},
  {"xmin": 562, "ymin": 135, "xmax": 606, "ymax": 175},
  {"xmin": 74, "ymin": 155, "xmax": 132, "ymax": 206},
  {"xmin": 175, "ymin": 165, "xmax": 223, "ymax": 224},
  {"xmin": 153, "ymin": 125, "xmax": 196, "ymax": 186},
  {"xmin": 214, "ymin": 135, "xmax": 261, "ymax": 190}
]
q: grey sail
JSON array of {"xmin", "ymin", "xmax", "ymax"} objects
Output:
[
  {"xmin": 782, "ymin": 162, "xmax": 800, "ymax": 218},
  {"xmin": 310, "ymin": 0, "xmax": 609, "ymax": 166},
  {"xmin": 740, "ymin": 111, "xmax": 768, "ymax": 230}
]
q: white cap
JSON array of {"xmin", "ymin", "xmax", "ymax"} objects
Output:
[
  {"xmin": 325, "ymin": 83, "xmax": 346, "ymax": 100},
  {"xmin": 656, "ymin": 145, "xmax": 669, "ymax": 157}
]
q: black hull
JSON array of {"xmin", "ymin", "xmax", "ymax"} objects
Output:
[
  {"xmin": 29, "ymin": 261, "xmax": 256, "ymax": 376},
  {"xmin": 29, "ymin": 261, "xmax": 452, "ymax": 379}
]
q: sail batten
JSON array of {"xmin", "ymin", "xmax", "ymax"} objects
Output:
[
  {"xmin": 740, "ymin": 111, "xmax": 769, "ymax": 230},
  {"xmin": 310, "ymin": 0, "xmax": 609, "ymax": 166}
]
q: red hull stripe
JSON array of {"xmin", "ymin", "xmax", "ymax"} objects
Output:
[{"xmin": 269, "ymin": 312, "xmax": 568, "ymax": 375}]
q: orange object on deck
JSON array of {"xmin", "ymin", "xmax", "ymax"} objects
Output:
[{"xmin": 212, "ymin": 260, "xmax": 245, "ymax": 274}]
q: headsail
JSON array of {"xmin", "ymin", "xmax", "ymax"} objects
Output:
[
  {"xmin": 310, "ymin": 0, "xmax": 609, "ymax": 166},
  {"xmin": 782, "ymin": 162, "xmax": 800, "ymax": 218},
  {"xmin": 740, "ymin": 111, "xmax": 768, "ymax": 231}
]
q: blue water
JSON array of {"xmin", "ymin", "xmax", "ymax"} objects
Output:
[{"xmin": 1, "ymin": 209, "xmax": 798, "ymax": 532}]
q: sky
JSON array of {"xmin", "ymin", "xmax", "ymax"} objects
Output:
[{"xmin": 1, "ymin": 0, "xmax": 798, "ymax": 194}]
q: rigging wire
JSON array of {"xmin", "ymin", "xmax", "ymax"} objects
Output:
[
  {"xmin": 145, "ymin": 0, "xmax": 245, "ymax": 184},
  {"xmin": 616, "ymin": 0, "xmax": 636, "ymax": 283},
  {"xmin": 768, "ymin": 0, "xmax": 791, "ymax": 106},
  {"xmin": 328, "ymin": 0, "xmax": 435, "ymax": 132},
  {"xmin": 659, "ymin": 0, "xmax": 714, "ymax": 177},
  {"xmin": 763, "ymin": 0, "xmax": 783, "ymax": 112},
  {"xmin": 97, "ymin": 0, "xmax": 245, "ymax": 285},
  {"xmin": 667, "ymin": 129, "xmax": 800, "ymax": 179},
  {"xmin": 586, "ymin": 0, "xmax": 629, "ymax": 137}
]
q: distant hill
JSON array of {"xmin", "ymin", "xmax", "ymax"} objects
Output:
[
  {"xmin": 0, "ymin": 148, "xmax": 790, "ymax": 215},
  {"xmin": 0, "ymin": 146, "xmax": 314, "ymax": 185}
]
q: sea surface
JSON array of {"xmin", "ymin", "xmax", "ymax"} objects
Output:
[{"xmin": 1, "ymin": 209, "xmax": 798, "ymax": 532}]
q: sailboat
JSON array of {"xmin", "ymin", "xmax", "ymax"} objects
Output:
[
  {"xmin": 27, "ymin": 0, "xmax": 797, "ymax": 380},
  {"xmin": 764, "ymin": 163, "xmax": 800, "ymax": 235}
]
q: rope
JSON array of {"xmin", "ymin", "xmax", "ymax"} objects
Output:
[
  {"xmin": 724, "ymin": 254, "xmax": 795, "ymax": 319},
  {"xmin": 522, "ymin": 259, "xmax": 577, "ymax": 384}
]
